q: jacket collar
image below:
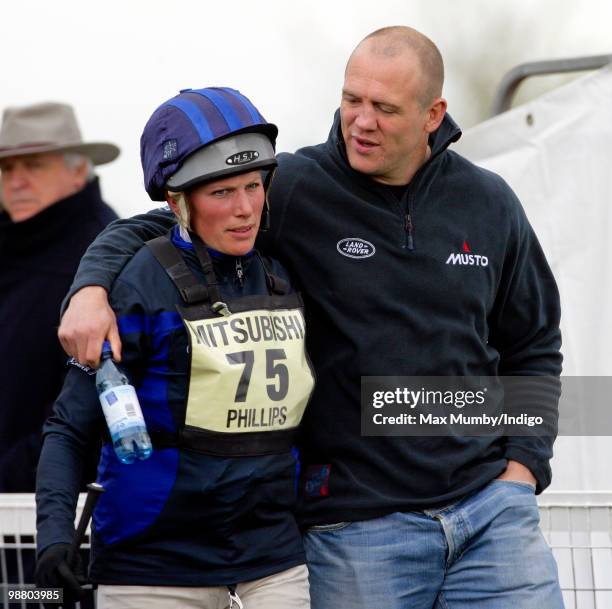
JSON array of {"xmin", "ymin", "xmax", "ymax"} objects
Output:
[
  {"xmin": 0, "ymin": 177, "xmax": 105, "ymax": 254},
  {"xmin": 169, "ymin": 224, "xmax": 255, "ymax": 279}
]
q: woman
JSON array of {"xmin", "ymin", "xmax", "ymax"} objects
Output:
[{"xmin": 35, "ymin": 87, "xmax": 314, "ymax": 609}]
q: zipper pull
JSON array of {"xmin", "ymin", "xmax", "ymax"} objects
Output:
[
  {"xmin": 404, "ymin": 213, "xmax": 414, "ymax": 250},
  {"xmin": 235, "ymin": 258, "xmax": 244, "ymax": 287}
]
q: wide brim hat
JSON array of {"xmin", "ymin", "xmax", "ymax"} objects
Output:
[{"xmin": 0, "ymin": 101, "xmax": 120, "ymax": 165}]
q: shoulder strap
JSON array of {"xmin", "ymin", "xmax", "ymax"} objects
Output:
[
  {"xmin": 146, "ymin": 235, "xmax": 210, "ymax": 305},
  {"xmin": 256, "ymin": 251, "xmax": 290, "ymax": 295},
  {"xmin": 189, "ymin": 233, "xmax": 224, "ymax": 305}
]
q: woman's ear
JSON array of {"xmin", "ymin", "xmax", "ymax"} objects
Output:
[
  {"xmin": 166, "ymin": 193, "xmax": 179, "ymax": 215},
  {"xmin": 166, "ymin": 191, "xmax": 191, "ymax": 231}
]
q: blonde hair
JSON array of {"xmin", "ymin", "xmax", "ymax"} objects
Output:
[{"xmin": 167, "ymin": 190, "xmax": 191, "ymax": 231}]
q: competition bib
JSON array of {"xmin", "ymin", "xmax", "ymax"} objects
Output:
[
  {"xmin": 146, "ymin": 233, "xmax": 315, "ymax": 456},
  {"xmin": 183, "ymin": 305, "xmax": 313, "ymax": 434}
]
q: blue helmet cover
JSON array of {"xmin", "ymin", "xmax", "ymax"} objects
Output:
[{"xmin": 141, "ymin": 87, "xmax": 278, "ymax": 201}]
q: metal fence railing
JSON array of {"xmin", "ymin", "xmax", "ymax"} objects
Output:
[
  {"xmin": 0, "ymin": 494, "xmax": 91, "ymax": 609},
  {"xmin": 1, "ymin": 492, "xmax": 610, "ymax": 608},
  {"xmin": 539, "ymin": 492, "xmax": 612, "ymax": 609},
  {"xmin": 490, "ymin": 54, "xmax": 612, "ymax": 116}
]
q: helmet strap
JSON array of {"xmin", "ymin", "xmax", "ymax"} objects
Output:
[
  {"xmin": 259, "ymin": 168, "xmax": 276, "ymax": 233},
  {"xmin": 260, "ymin": 198, "xmax": 270, "ymax": 232}
]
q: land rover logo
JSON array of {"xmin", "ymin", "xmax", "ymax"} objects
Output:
[
  {"xmin": 226, "ymin": 150, "xmax": 259, "ymax": 166},
  {"xmin": 336, "ymin": 238, "xmax": 375, "ymax": 259}
]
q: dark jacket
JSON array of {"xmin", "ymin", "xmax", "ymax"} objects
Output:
[
  {"xmin": 63, "ymin": 112, "xmax": 562, "ymax": 528},
  {"xmin": 266, "ymin": 112, "xmax": 561, "ymax": 527},
  {"xmin": 37, "ymin": 227, "xmax": 305, "ymax": 586},
  {"xmin": 0, "ymin": 178, "xmax": 117, "ymax": 491}
]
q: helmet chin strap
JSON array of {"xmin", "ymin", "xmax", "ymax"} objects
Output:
[
  {"xmin": 259, "ymin": 168, "xmax": 276, "ymax": 232},
  {"xmin": 260, "ymin": 199, "xmax": 271, "ymax": 232}
]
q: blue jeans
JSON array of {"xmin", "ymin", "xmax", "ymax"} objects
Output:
[{"xmin": 303, "ymin": 479, "xmax": 564, "ymax": 609}]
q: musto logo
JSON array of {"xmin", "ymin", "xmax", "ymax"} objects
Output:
[
  {"xmin": 337, "ymin": 238, "xmax": 375, "ymax": 259},
  {"xmin": 445, "ymin": 252, "xmax": 488, "ymax": 267},
  {"xmin": 446, "ymin": 240, "xmax": 488, "ymax": 267}
]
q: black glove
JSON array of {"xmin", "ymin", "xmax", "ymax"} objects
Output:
[{"xmin": 35, "ymin": 543, "xmax": 85, "ymax": 609}]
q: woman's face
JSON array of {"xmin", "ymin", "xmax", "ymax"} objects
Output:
[{"xmin": 186, "ymin": 171, "xmax": 264, "ymax": 256}]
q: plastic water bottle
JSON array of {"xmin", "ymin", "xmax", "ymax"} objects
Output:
[{"xmin": 96, "ymin": 341, "xmax": 152, "ymax": 464}]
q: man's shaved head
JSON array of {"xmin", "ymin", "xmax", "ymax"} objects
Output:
[{"xmin": 348, "ymin": 26, "xmax": 444, "ymax": 108}]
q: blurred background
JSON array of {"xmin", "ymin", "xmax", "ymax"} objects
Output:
[
  {"xmin": 2, "ymin": 0, "xmax": 611, "ymax": 218},
  {"xmin": 2, "ymin": 0, "xmax": 611, "ymax": 489}
]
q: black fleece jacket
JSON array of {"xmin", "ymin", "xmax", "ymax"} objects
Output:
[
  {"xmin": 0, "ymin": 178, "xmax": 117, "ymax": 491},
  {"xmin": 64, "ymin": 113, "xmax": 562, "ymax": 526}
]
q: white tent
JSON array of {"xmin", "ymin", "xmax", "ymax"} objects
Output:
[{"xmin": 454, "ymin": 64, "xmax": 612, "ymax": 490}]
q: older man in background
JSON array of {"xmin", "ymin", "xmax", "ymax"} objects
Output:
[{"xmin": 0, "ymin": 102, "xmax": 119, "ymax": 492}]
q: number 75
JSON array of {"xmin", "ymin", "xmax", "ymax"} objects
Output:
[{"xmin": 226, "ymin": 349, "xmax": 289, "ymax": 402}]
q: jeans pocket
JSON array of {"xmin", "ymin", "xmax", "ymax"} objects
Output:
[
  {"xmin": 492, "ymin": 479, "xmax": 536, "ymax": 492},
  {"xmin": 307, "ymin": 521, "xmax": 352, "ymax": 533}
]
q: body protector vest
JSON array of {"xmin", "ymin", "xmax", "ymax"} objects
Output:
[{"xmin": 146, "ymin": 233, "xmax": 315, "ymax": 457}]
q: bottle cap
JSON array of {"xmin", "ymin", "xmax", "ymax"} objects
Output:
[{"xmin": 101, "ymin": 340, "xmax": 113, "ymax": 357}]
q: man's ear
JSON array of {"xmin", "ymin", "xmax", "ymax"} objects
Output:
[
  {"xmin": 72, "ymin": 158, "xmax": 90, "ymax": 189},
  {"xmin": 425, "ymin": 97, "xmax": 447, "ymax": 134}
]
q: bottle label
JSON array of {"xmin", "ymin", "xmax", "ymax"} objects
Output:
[{"xmin": 99, "ymin": 385, "xmax": 145, "ymax": 432}]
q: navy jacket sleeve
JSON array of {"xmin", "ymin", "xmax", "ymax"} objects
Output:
[
  {"xmin": 61, "ymin": 207, "xmax": 175, "ymax": 312},
  {"xmin": 488, "ymin": 192, "xmax": 562, "ymax": 492},
  {"xmin": 35, "ymin": 367, "xmax": 103, "ymax": 553},
  {"xmin": 37, "ymin": 278, "xmax": 148, "ymax": 554}
]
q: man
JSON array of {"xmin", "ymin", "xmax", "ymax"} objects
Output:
[
  {"xmin": 58, "ymin": 27, "xmax": 564, "ymax": 608},
  {"xmin": 0, "ymin": 101, "xmax": 119, "ymax": 491}
]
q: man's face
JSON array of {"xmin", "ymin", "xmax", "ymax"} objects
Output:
[
  {"xmin": 0, "ymin": 152, "xmax": 87, "ymax": 222},
  {"xmin": 341, "ymin": 48, "xmax": 436, "ymax": 186}
]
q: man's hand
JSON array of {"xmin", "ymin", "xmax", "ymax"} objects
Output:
[
  {"xmin": 496, "ymin": 459, "xmax": 537, "ymax": 487},
  {"xmin": 58, "ymin": 286, "xmax": 121, "ymax": 368}
]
